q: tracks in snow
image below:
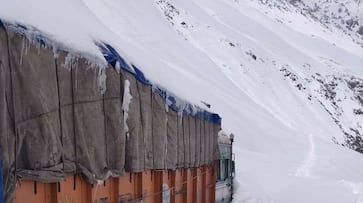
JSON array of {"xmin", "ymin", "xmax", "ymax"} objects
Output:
[{"xmin": 294, "ymin": 133, "xmax": 316, "ymax": 178}]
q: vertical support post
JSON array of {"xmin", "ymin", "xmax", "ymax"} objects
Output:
[
  {"xmin": 210, "ymin": 164, "xmax": 216, "ymax": 203},
  {"xmin": 170, "ymin": 170, "xmax": 175, "ymax": 203},
  {"xmin": 153, "ymin": 171, "xmax": 162, "ymax": 203},
  {"xmin": 192, "ymin": 168, "xmax": 197, "ymax": 202},
  {"xmin": 201, "ymin": 166, "xmax": 206, "ymax": 203},
  {"xmin": 186, "ymin": 169, "xmax": 193, "ymax": 203}
]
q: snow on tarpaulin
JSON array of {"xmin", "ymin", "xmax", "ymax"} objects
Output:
[
  {"xmin": 98, "ymin": 43, "xmax": 135, "ymax": 74},
  {"xmin": 98, "ymin": 42, "xmax": 222, "ymax": 124},
  {"xmin": 132, "ymin": 64, "xmax": 151, "ymax": 86},
  {"xmin": 0, "ymin": 18, "xmax": 222, "ymax": 125},
  {"xmin": 3, "ymin": 20, "xmax": 53, "ymax": 49},
  {"xmin": 0, "ymin": 18, "xmax": 108, "ymax": 70}
]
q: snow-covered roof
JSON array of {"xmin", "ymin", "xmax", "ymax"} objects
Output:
[{"xmin": 0, "ymin": 18, "xmax": 221, "ymax": 124}]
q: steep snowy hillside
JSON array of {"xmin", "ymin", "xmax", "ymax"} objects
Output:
[
  {"xmin": 301, "ymin": 0, "xmax": 363, "ymax": 37},
  {"xmin": 154, "ymin": 0, "xmax": 363, "ymax": 151},
  {"xmin": 255, "ymin": 0, "xmax": 363, "ymax": 45},
  {"xmin": 1, "ymin": 0, "xmax": 363, "ymax": 202},
  {"xmin": 247, "ymin": 0, "xmax": 363, "ymax": 150}
]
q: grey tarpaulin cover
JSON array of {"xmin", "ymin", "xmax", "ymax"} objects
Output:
[
  {"xmin": 205, "ymin": 120, "xmax": 211, "ymax": 164},
  {"xmin": 183, "ymin": 115, "xmax": 190, "ymax": 168},
  {"xmin": 176, "ymin": 115, "xmax": 184, "ymax": 168},
  {"xmin": 72, "ymin": 58, "xmax": 108, "ymax": 182},
  {"xmin": 9, "ymin": 32, "xmax": 63, "ymax": 182},
  {"xmin": 56, "ymin": 52, "xmax": 76, "ymax": 175},
  {"xmin": 195, "ymin": 117, "xmax": 202, "ymax": 167},
  {"xmin": 207, "ymin": 121, "xmax": 214, "ymax": 164},
  {"xmin": 213, "ymin": 123, "xmax": 221, "ymax": 161},
  {"xmin": 0, "ymin": 23, "xmax": 221, "ymax": 203},
  {"xmin": 200, "ymin": 119, "xmax": 205, "ymax": 166},
  {"xmin": 0, "ymin": 23, "xmax": 16, "ymax": 203},
  {"xmin": 124, "ymin": 71, "xmax": 145, "ymax": 172},
  {"xmin": 137, "ymin": 81, "xmax": 153, "ymax": 170},
  {"xmin": 104, "ymin": 67, "xmax": 125, "ymax": 176},
  {"xmin": 152, "ymin": 92, "xmax": 167, "ymax": 169},
  {"xmin": 166, "ymin": 110, "xmax": 177, "ymax": 169},
  {"xmin": 189, "ymin": 116, "xmax": 196, "ymax": 167}
]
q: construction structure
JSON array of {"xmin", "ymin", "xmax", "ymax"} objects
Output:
[{"xmin": 0, "ymin": 20, "xmax": 226, "ymax": 203}]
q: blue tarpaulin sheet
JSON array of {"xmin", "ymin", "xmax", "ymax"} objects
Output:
[{"xmin": 98, "ymin": 42, "xmax": 222, "ymax": 125}]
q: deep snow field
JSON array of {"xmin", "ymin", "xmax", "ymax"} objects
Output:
[{"xmin": 1, "ymin": 0, "xmax": 363, "ymax": 202}]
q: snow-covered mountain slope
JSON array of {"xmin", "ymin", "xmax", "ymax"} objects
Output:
[
  {"xmin": 254, "ymin": 0, "xmax": 363, "ymax": 43},
  {"xmin": 300, "ymin": 0, "xmax": 363, "ymax": 37},
  {"xmin": 1, "ymin": 0, "xmax": 363, "ymax": 202}
]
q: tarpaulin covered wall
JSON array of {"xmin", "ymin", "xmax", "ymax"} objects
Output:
[
  {"xmin": 0, "ymin": 23, "xmax": 16, "ymax": 203},
  {"xmin": 10, "ymin": 31, "xmax": 64, "ymax": 182},
  {"xmin": 166, "ymin": 110, "xmax": 177, "ymax": 169},
  {"xmin": 0, "ymin": 21, "xmax": 221, "ymax": 203},
  {"xmin": 103, "ymin": 66, "xmax": 125, "ymax": 177}
]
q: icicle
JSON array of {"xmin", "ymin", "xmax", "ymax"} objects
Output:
[
  {"xmin": 19, "ymin": 37, "xmax": 30, "ymax": 66},
  {"xmin": 98, "ymin": 67, "xmax": 107, "ymax": 95},
  {"xmin": 63, "ymin": 53, "xmax": 75, "ymax": 70},
  {"xmin": 115, "ymin": 61, "xmax": 121, "ymax": 73}
]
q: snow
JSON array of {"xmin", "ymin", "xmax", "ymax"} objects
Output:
[
  {"xmin": 1, "ymin": 0, "xmax": 363, "ymax": 202},
  {"xmin": 218, "ymin": 130, "xmax": 232, "ymax": 145},
  {"xmin": 122, "ymin": 79, "xmax": 132, "ymax": 139}
]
